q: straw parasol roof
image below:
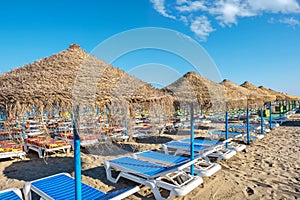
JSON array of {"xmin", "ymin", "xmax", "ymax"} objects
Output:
[
  {"xmin": 163, "ymin": 72, "xmax": 248, "ymax": 111},
  {"xmin": 238, "ymin": 81, "xmax": 276, "ymax": 103},
  {"xmin": 220, "ymin": 79, "xmax": 266, "ymax": 109},
  {"xmin": 257, "ymin": 86, "xmax": 292, "ymax": 102},
  {"xmin": 0, "ymin": 44, "xmax": 173, "ymax": 117}
]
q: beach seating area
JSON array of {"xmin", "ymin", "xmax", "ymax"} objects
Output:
[
  {"xmin": 0, "ymin": 105, "xmax": 299, "ymax": 199},
  {"xmin": 0, "ymin": 45, "xmax": 299, "ymax": 199}
]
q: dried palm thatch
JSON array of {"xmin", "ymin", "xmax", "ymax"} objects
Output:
[
  {"xmin": 284, "ymin": 94, "xmax": 300, "ymax": 101},
  {"xmin": 220, "ymin": 79, "xmax": 265, "ymax": 108},
  {"xmin": 239, "ymin": 81, "xmax": 276, "ymax": 103},
  {"xmin": 163, "ymin": 72, "xmax": 249, "ymax": 111},
  {"xmin": 0, "ymin": 44, "xmax": 174, "ymax": 118},
  {"xmin": 257, "ymin": 86, "xmax": 294, "ymax": 102}
]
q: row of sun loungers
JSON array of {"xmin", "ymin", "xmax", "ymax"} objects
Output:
[{"xmin": 103, "ymin": 133, "xmax": 249, "ymax": 199}]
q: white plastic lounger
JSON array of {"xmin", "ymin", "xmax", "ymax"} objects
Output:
[
  {"xmin": 23, "ymin": 142, "xmax": 71, "ymax": 158},
  {"xmin": 180, "ymin": 138, "xmax": 246, "ymax": 152},
  {"xmin": 209, "ymin": 130, "xmax": 244, "ymax": 140},
  {"xmin": 162, "ymin": 141, "xmax": 236, "ymax": 163},
  {"xmin": 104, "ymin": 156, "xmax": 202, "ymax": 200},
  {"xmin": 134, "ymin": 150, "xmax": 221, "ymax": 177},
  {"xmin": 0, "ymin": 151, "xmax": 26, "ymax": 160},
  {"xmin": 23, "ymin": 172, "xmax": 139, "ymax": 200},
  {"xmin": 0, "ymin": 188, "xmax": 23, "ymax": 200},
  {"xmin": 210, "ymin": 130, "xmax": 263, "ymax": 144}
]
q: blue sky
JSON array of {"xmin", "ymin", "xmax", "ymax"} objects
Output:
[{"xmin": 0, "ymin": 0, "xmax": 299, "ymax": 96}]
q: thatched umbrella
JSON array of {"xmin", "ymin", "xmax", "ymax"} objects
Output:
[
  {"xmin": 163, "ymin": 72, "xmax": 249, "ymax": 113},
  {"xmin": 242, "ymin": 82, "xmax": 286, "ymax": 129},
  {"xmin": 257, "ymin": 85, "xmax": 299, "ymax": 117},
  {"xmin": 164, "ymin": 72, "xmax": 251, "ymax": 147},
  {"xmin": 220, "ymin": 79, "xmax": 266, "ymax": 143},
  {"xmin": 0, "ymin": 44, "xmax": 173, "ymax": 120},
  {"xmin": 257, "ymin": 86, "xmax": 289, "ymax": 102}
]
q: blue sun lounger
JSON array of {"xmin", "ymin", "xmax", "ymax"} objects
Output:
[
  {"xmin": 180, "ymin": 138, "xmax": 246, "ymax": 152},
  {"xmin": 134, "ymin": 150, "xmax": 221, "ymax": 177},
  {"xmin": 104, "ymin": 156, "xmax": 202, "ymax": 200},
  {"xmin": 209, "ymin": 130, "xmax": 264, "ymax": 144},
  {"xmin": 23, "ymin": 173, "xmax": 139, "ymax": 200},
  {"xmin": 162, "ymin": 141, "xmax": 236, "ymax": 163},
  {"xmin": 209, "ymin": 130, "xmax": 244, "ymax": 140},
  {"xmin": 0, "ymin": 188, "xmax": 23, "ymax": 200}
]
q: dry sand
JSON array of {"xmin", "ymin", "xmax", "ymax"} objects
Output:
[{"xmin": 0, "ymin": 113, "xmax": 299, "ymax": 200}]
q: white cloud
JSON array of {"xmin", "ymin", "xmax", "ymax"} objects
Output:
[
  {"xmin": 176, "ymin": 1, "xmax": 206, "ymax": 12},
  {"xmin": 279, "ymin": 17, "xmax": 300, "ymax": 27},
  {"xmin": 150, "ymin": 0, "xmax": 176, "ymax": 19},
  {"xmin": 150, "ymin": 0, "xmax": 300, "ymax": 41},
  {"xmin": 248, "ymin": 0, "xmax": 300, "ymax": 14},
  {"xmin": 176, "ymin": 0, "xmax": 189, "ymax": 5},
  {"xmin": 209, "ymin": 1, "xmax": 255, "ymax": 26},
  {"xmin": 190, "ymin": 16, "xmax": 215, "ymax": 41}
]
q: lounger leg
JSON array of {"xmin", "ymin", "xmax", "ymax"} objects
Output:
[
  {"xmin": 148, "ymin": 180, "xmax": 167, "ymax": 200},
  {"xmin": 24, "ymin": 144, "xmax": 28, "ymax": 153},
  {"xmin": 104, "ymin": 161, "xmax": 121, "ymax": 183},
  {"xmin": 162, "ymin": 144, "xmax": 169, "ymax": 154},
  {"xmin": 23, "ymin": 182, "xmax": 32, "ymax": 200},
  {"xmin": 38, "ymin": 148, "xmax": 43, "ymax": 158}
]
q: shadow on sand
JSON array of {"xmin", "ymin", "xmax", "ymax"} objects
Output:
[{"xmin": 3, "ymin": 155, "xmax": 73, "ymax": 182}]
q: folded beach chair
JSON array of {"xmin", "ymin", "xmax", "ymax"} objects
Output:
[
  {"xmin": 0, "ymin": 188, "xmax": 23, "ymax": 200},
  {"xmin": 180, "ymin": 138, "xmax": 246, "ymax": 152},
  {"xmin": 23, "ymin": 172, "xmax": 139, "ymax": 200},
  {"xmin": 162, "ymin": 141, "xmax": 236, "ymax": 163},
  {"xmin": 104, "ymin": 156, "xmax": 202, "ymax": 200},
  {"xmin": 134, "ymin": 150, "xmax": 221, "ymax": 177}
]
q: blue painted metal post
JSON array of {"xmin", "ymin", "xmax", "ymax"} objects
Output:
[
  {"xmin": 260, "ymin": 108, "xmax": 264, "ymax": 134},
  {"xmin": 269, "ymin": 102, "xmax": 273, "ymax": 130},
  {"xmin": 71, "ymin": 110, "xmax": 82, "ymax": 200},
  {"xmin": 190, "ymin": 103, "xmax": 194, "ymax": 175},
  {"xmin": 225, "ymin": 111, "xmax": 229, "ymax": 149},
  {"xmin": 125, "ymin": 121, "xmax": 128, "ymax": 136},
  {"xmin": 246, "ymin": 107, "xmax": 250, "ymax": 145},
  {"xmin": 22, "ymin": 117, "xmax": 25, "ymax": 138}
]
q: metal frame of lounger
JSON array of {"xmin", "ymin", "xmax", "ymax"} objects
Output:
[
  {"xmin": 23, "ymin": 172, "xmax": 139, "ymax": 200},
  {"xmin": 0, "ymin": 188, "xmax": 23, "ymax": 200},
  {"xmin": 162, "ymin": 141, "xmax": 236, "ymax": 163},
  {"xmin": 55, "ymin": 136, "xmax": 100, "ymax": 149},
  {"xmin": 209, "ymin": 130, "xmax": 263, "ymax": 144},
  {"xmin": 180, "ymin": 138, "xmax": 246, "ymax": 152},
  {"xmin": 134, "ymin": 150, "xmax": 221, "ymax": 177},
  {"xmin": 104, "ymin": 156, "xmax": 203, "ymax": 200},
  {"xmin": 23, "ymin": 142, "xmax": 71, "ymax": 158}
]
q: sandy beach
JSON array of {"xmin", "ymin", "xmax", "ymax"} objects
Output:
[{"xmin": 0, "ymin": 113, "xmax": 299, "ymax": 200}]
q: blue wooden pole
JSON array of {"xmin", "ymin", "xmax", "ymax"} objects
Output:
[
  {"xmin": 225, "ymin": 111, "xmax": 229, "ymax": 149},
  {"xmin": 22, "ymin": 117, "xmax": 25, "ymax": 138},
  {"xmin": 269, "ymin": 102, "xmax": 273, "ymax": 130},
  {"xmin": 260, "ymin": 108, "xmax": 264, "ymax": 134},
  {"xmin": 71, "ymin": 110, "xmax": 82, "ymax": 200},
  {"xmin": 190, "ymin": 103, "xmax": 194, "ymax": 175},
  {"xmin": 246, "ymin": 107, "xmax": 250, "ymax": 145}
]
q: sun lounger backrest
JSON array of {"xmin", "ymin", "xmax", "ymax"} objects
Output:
[
  {"xmin": 0, "ymin": 188, "xmax": 23, "ymax": 200},
  {"xmin": 109, "ymin": 156, "xmax": 188, "ymax": 178},
  {"xmin": 30, "ymin": 173, "xmax": 105, "ymax": 199},
  {"xmin": 136, "ymin": 151, "xmax": 189, "ymax": 165}
]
